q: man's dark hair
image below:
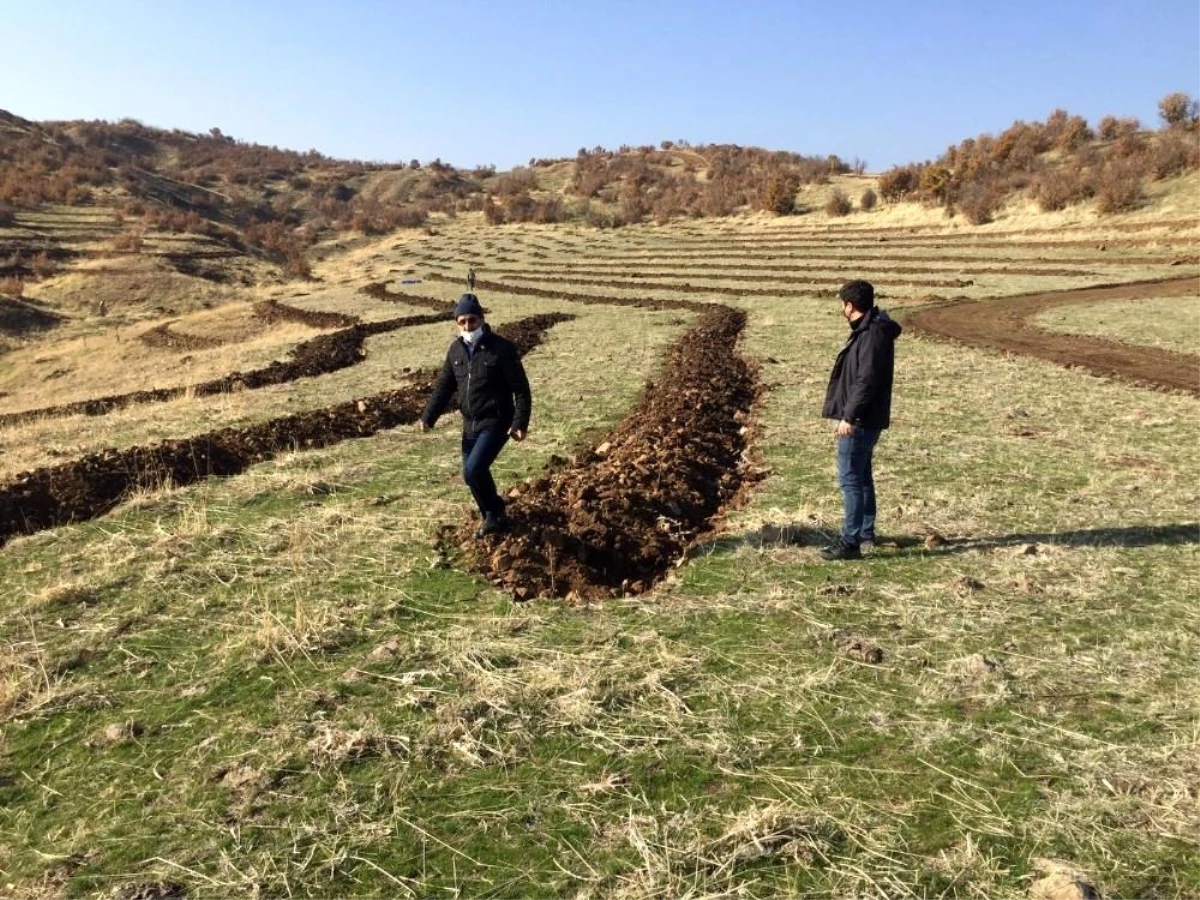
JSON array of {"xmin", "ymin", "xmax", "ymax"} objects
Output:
[{"xmin": 839, "ymin": 280, "xmax": 875, "ymax": 311}]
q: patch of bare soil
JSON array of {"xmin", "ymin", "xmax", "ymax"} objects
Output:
[
  {"xmin": 465, "ymin": 304, "xmax": 761, "ymax": 600},
  {"xmin": 0, "ymin": 314, "xmax": 571, "ymax": 546},
  {"xmin": 903, "ymin": 276, "xmax": 1199, "ymax": 395},
  {"xmin": 0, "ymin": 295, "xmax": 64, "ymax": 337},
  {"xmin": 0, "ymin": 312, "xmax": 449, "ymax": 428}
]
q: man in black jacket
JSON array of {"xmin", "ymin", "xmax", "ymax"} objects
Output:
[
  {"xmin": 820, "ymin": 280, "xmax": 902, "ymax": 561},
  {"xmin": 419, "ymin": 294, "xmax": 531, "ymax": 537}
]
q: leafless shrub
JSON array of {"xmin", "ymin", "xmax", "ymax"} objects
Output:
[
  {"xmin": 1098, "ymin": 115, "xmax": 1140, "ymax": 140},
  {"xmin": 494, "ymin": 168, "xmax": 538, "ymax": 197},
  {"xmin": 1146, "ymin": 130, "xmax": 1200, "ymax": 179},
  {"xmin": 878, "ymin": 166, "xmax": 920, "ymax": 201},
  {"xmin": 824, "ymin": 190, "xmax": 852, "ymax": 216},
  {"xmin": 1031, "ymin": 166, "xmax": 1093, "ymax": 211},
  {"xmin": 1112, "ymin": 131, "xmax": 1147, "ymax": 159},
  {"xmin": 1158, "ymin": 92, "xmax": 1199, "ymax": 130},
  {"xmin": 757, "ymin": 172, "xmax": 799, "ymax": 215},
  {"xmin": 958, "ymin": 179, "xmax": 1005, "ymax": 224},
  {"xmin": 0, "ymin": 276, "xmax": 24, "ymax": 297},
  {"xmin": 1094, "ymin": 159, "xmax": 1146, "ymax": 214},
  {"xmin": 859, "ymin": 187, "xmax": 877, "ymax": 211}
]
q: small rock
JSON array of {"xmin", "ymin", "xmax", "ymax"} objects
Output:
[{"xmin": 1029, "ymin": 858, "xmax": 1099, "ymax": 900}]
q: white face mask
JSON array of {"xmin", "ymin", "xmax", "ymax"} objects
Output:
[{"xmin": 461, "ymin": 326, "xmax": 484, "ymax": 344}]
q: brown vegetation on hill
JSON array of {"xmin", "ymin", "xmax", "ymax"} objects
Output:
[
  {"xmin": 876, "ymin": 94, "xmax": 1199, "ymax": 219},
  {"xmin": 0, "ymin": 111, "xmax": 478, "ymax": 274}
]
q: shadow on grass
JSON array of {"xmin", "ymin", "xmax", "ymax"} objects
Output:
[
  {"xmin": 919, "ymin": 522, "xmax": 1200, "ymax": 555},
  {"xmin": 699, "ymin": 521, "xmax": 1198, "ymax": 558}
]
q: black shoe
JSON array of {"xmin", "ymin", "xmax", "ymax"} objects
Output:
[
  {"xmin": 475, "ymin": 513, "xmax": 511, "ymax": 538},
  {"xmin": 819, "ymin": 542, "xmax": 862, "ymax": 561}
]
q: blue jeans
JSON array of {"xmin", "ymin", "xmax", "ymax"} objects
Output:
[
  {"xmin": 462, "ymin": 428, "xmax": 509, "ymax": 518},
  {"xmin": 836, "ymin": 427, "xmax": 881, "ymax": 546}
]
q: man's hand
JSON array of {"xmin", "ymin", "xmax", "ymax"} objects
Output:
[
  {"xmin": 509, "ymin": 427, "xmax": 527, "ymax": 442},
  {"xmin": 835, "ymin": 420, "xmax": 855, "ymax": 437},
  {"xmin": 418, "ymin": 420, "xmax": 431, "ymax": 433}
]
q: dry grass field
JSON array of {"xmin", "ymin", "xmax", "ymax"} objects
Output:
[{"xmin": 0, "ymin": 170, "xmax": 1197, "ymax": 898}]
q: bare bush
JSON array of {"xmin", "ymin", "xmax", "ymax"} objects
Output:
[
  {"xmin": 825, "ymin": 189, "xmax": 852, "ymax": 217},
  {"xmin": 1158, "ymin": 92, "xmax": 1199, "ymax": 130},
  {"xmin": 1146, "ymin": 130, "xmax": 1200, "ymax": 179},
  {"xmin": 0, "ymin": 276, "xmax": 24, "ymax": 297},
  {"xmin": 494, "ymin": 168, "xmax": 538, "ymax": 197},
  {"xmin": 1031, "ymin": 166, "xmax": 1093, "ymax": 211},
  {"xmin": 956, "ymin": 179, "xmax": 1004, "ymax": 224},
  {"xmin": 859, "ymin": 187, "xmax": 877, "ymax": 211},
  {"xmin": 1098, "ymin": 115, "xmax": 1140, "ymax": 140},
  {"xmin": 1094, "ymin": 159, "xmax": 1146, "ymax": 214},
  {"xmin": 758, "ymin": 172, "xmax": 800, "ymax": 215},
  {"xmin": 878, "ymin": 166, "xmax": 920, "ymax": 201}
]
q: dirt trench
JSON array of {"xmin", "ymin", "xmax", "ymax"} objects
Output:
[
  {"xmin": 0, "ymin": 313, "xmax": 571, "ymax": 547},
  {"xmin": 464, "ymin": 304, "xmax": 761, "ymax": 601},
  {"xmin": 903, "ymin": 276, "xmax": 1200, "ymax": 395},
  {"xmin": 0, "ymin": 311, "xmax": 450, "ymax": 428}
]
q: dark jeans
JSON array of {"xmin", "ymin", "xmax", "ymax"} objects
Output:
[
  {"xmin": 836, "ymin": 427, "xmax": 881, "ymax": 546},
  {"xmin": 462, "ymin": 428, "xmax": 509, "ymax": 518}
]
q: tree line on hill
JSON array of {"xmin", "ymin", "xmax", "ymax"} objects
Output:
[
  {"xmin": 0, "ymin": 91, "xmax": 1196, "ymax": 275},
  {"xmin": 874, "ymin": 93, "xmax": 1199, "ymax": 223}
]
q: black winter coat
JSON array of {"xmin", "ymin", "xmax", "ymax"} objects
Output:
[
  {"xmin": 421, "ymin": 327, "xmax": 531, "ymax": 436},
  {"xmin": 822, "ymin": 307, "xmax": 902, "ymax": 430}
]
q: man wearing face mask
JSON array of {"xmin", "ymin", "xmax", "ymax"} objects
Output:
[
  {"xmin": 820, "ymin": 280, "xmax": 902, "ymax": 561},
  {"xmin": 419, "ymin": 293, "xmax": 531, "ymax": 537}
]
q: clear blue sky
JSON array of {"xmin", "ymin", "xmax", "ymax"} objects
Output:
[{"xmin": 6, "ymin": 0, "xmax": 1198, "ymax": 172}]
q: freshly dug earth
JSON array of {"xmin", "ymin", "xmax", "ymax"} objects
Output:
[
  {"xmin": 0, "ymin": 313, "xmax": 571, "ymax": 546},
  {"xmin": 903, "ymin": 276, "xmax": 1199, "ymax": 395},
  {"xmin": 466, "ymin": 304, "xmax": 761, "ymax": 600}
]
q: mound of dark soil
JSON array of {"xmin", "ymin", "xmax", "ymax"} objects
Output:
[
  {"xmin": 0, "ymin": 313, "xmax": 572, "ymax": 547},
  {"xmin": 467, "ymin": 305, "xmax": 762, "ymax": 600},
  {"xmin": 0, "ymin": 296, "xmax": 63, "ymax": 337},
  {"xmin": 253, "ymin": 299, "xmax": 358, "ymax": 328}
]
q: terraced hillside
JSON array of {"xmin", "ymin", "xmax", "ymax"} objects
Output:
[{"xmin": 0, "ymin": 188, "xmax": 1197, "ymax": 898}]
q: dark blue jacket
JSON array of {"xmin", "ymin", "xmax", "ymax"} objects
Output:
[
  {"xmin": 421, "ymin": 326, "xmax": 531, "ymax": 436},
  {"xmin": 822, "ymin": 307, "xmax": 902, "ymax": 430}
]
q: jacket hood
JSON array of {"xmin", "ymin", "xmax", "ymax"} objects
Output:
[{"xmin": 868, "ymin": 308, "xmax": 902, "ymax": 340}]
